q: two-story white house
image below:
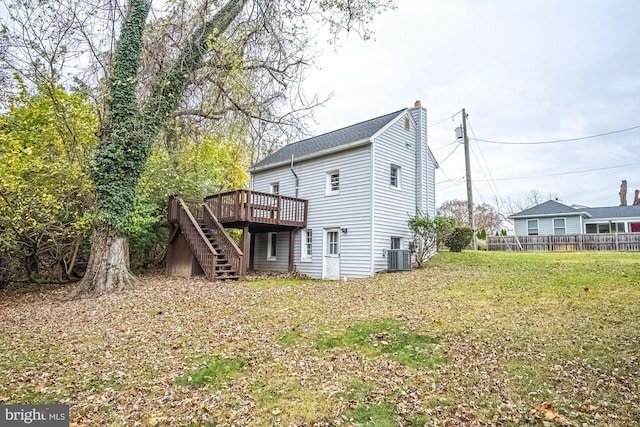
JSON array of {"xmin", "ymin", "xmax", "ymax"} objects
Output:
[
  {"xmin": 167, "ymin": 102, "xmax": 438, "ymax": 281},
  {"xmin": 248, "ymin": 101, "xmax": 438, "ymax": 279}
]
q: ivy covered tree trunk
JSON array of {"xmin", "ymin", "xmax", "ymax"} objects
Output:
[{"xmin": 70, "ymin": 0, "xmax": 247, "ymax": 298}]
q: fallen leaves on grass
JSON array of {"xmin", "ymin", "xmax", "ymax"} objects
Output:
[{"xmin": 0, "ymin": 252, "xmax": 639, "ymax": 426}]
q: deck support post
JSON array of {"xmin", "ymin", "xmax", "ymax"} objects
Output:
[
  {"xmin": 242, "ymin": 226, "xmax": 250, "ymax": 276},
  {"xmin": 288, "ymin": 230, "xmax": 295, "ymax": 273},
  {"xmin": 249, "ymin": 232, "xmax": 255, "ymax": 271}
]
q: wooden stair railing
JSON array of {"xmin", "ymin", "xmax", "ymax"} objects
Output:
[
  {"xmin": 170, "ymin": 196, "xmax": 243, "ymax": 280},
  {"xmin": 202, "ymin": 204, "xmax": 245, "ymax": 277}
]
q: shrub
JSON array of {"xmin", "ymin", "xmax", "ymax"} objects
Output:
[
  {"xmin": 445, "ymin": 227, "xmax": 474, "ymax": 252},
  {"xmin": 407, "ymin": 212, "xmax": 455, "ymax": 267}
]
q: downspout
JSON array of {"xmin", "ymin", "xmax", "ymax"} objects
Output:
[{"xmin": 290, "ymin": 155, "xmax": 299, "ymax": 198}]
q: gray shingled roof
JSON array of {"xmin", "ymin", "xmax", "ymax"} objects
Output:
[
  {"xmin": 252, "ymin": 109, "xmax": 405, "ymax": 170},
  {"xmin": 510, "ymin": 200, "xmax": 640, "ymax": 220},
  {"xmin": 509, "ymin": 200, "xmax": 583, "ymax": 218},
  {"xmin": 584, "ymin": 205, "xmax": 640, "ymax": 219}
]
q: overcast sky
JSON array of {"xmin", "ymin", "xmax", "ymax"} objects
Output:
[{"xmin": 303, "ymin": 0, "xmax": 640, "ymax": 210}]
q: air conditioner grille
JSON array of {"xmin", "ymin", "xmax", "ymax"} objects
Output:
[{"xmin": 387, "ymin": 249, "xmax": 411, "ymax": 272}]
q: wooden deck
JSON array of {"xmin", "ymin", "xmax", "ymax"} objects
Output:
[{"xmin": 205, "ymin": 190, "xmax": 308, "ymax": 231}]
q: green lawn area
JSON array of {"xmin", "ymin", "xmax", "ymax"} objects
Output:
[{"xmin": 1, "ymin": 251, "xmax": 638, "ymax": 426}]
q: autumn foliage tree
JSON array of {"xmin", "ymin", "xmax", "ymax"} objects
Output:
[{"xmin": 1, "ymin": 0, "xmax": 394, "ymax": 297}]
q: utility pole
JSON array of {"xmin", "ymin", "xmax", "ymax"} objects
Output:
[{"xmin": 461, "ymin": 109, "xmax": 477, "ymax": 250}]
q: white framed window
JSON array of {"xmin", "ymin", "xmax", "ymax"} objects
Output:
[
  {"xmin": 390, "ymin": 237, "xmax": 402, "ymax": 249},
  {"xmin": 326, "ymin": 170, "xmax": 340, "ymax": 195},
  {"xmin": 404, "ymin": 115, "xmax": 411, "ymax": 131},
  {"xmin": 267, "ymin": 232, "xmax": 277, "ymax": 261},
  {"xmin": 270, "ymin": 182, "xmax": 280, "ymax": 195},
  {"xmin": 527, "ymin": 219, "xmax": 538, "ymax": 236},
  {"xmin": 553, "ymin": 218, "xmax": 566, "ymax": 235},
  {"xmin": 390, "ymin": 165, "xmax": 400, "ymax": 188},
  {"xmin": 301, "ymin": 229, "xmax": 312, "ymax": 261}
]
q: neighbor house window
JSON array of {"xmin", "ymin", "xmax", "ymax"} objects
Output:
[
  {"xmin": 301, "ymin": 229, "xmax": 312, "ymax": 261},
  {"xmin": 404, "ymin": 115, "xmax": 411, "ymax": 131},
  {"xmin": 390, "ymin": 165, "xmax": 400, "ymax": 188},
  {"xmin": 270, "ymin": 182, "xmax": 279, "ymax": 195},
  {"xmin": 390, "ymin": 237, "xmax": 401, "ymax": 249},
  {"xmin": 587, "ymin": 222, "xmax": 626, "ymax": 233},
  {"xmin": 267, "ymin": 232, "xmax": 277, "ymax": 261},
  {"xmin": 527, "ymin": 219, "xmax": 538, "ymax": 236},
  {"xmin": 326, "ymin": 170, "xmax": 340, "ymax": 195},
  {"xmin": 553, "ymin": 218, "xmax": 566, "ymax": 235}
]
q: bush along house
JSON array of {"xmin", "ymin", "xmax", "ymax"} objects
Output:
[{"xmin": 166, "ymin": 101, "xmax": 438, "ymax": 280}]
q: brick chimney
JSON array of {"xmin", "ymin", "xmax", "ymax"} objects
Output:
[{"xmin": 414, "ymin": 100, "xmax": 422, "ymax": 108}]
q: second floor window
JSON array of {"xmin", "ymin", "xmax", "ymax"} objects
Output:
[
  {"xmin": 326, "ymin": 170, "xmax": 340, "ymax": 195},
  {"xmin": 390, "ymin": 165, "xmax": 400, "ymax": 188},
  {"xmin": 270, "ymin": 183, "xmax": 279, "ymax": 195}
]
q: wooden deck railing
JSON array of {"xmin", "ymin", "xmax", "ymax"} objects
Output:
[
  {"xmin": 205, "ymin": 190, "xmax": 307, "ymax": 227},
  {"xmin": 169, "ymin": 197, "xmax": 218, "ymax": 280},
  {"xmin": 488, "ymin": 233, "xmax": 640, "ymax": 252}
]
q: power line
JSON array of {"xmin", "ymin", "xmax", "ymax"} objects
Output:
[
  {"xmin": 475, "ymin": 162, "xmax": 640, "ymax": 182},
  {"xmin": 428, "ymin": 110, "xmax": 462, "ymax": 129},
  {"xmin": 471, "ymin": 124, "xmax": 640, "ymax": 145},
  {"xmin": 468, "ymin": 119, "xmax": 502, "ymax": 201},
  {"xmin": 438, "ymin": 141, "xmax": 462, "ymax": 165}
]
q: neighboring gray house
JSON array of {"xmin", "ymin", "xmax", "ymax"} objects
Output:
[
  {"xmin": 509, "ymin": 200, "xmax": 640, "ymax": 236},
  {"xmin": 249, "ymin": 102, "xmax": 438, "ymax": 279}
]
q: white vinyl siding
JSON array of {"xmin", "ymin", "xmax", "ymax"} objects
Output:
[
  {"xmin": 372, "ymin": 114, "xmax": 417, "ymax": 272},
  {"xmin": 253, "ymin": 232, "xmax": 289, "ymax": 272},
  {"xmin": 253, "ymin": 145, "xmax": 372, "ymax": 278}
]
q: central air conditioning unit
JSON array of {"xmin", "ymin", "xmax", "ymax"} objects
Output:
[{"xmin": 387, "ymin": 249, "xmax": 412, "ymax": 272}]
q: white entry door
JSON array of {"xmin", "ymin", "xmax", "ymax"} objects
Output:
[{"xmin": 324, "ymin": 229, "xmax": 340, "ymax": 279}]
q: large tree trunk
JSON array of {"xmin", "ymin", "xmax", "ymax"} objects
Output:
[{"xmin": 66, "ymin": 225, "xmax": 137, "ymax": 299}]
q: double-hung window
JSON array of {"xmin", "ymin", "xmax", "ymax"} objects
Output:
[
  {"xmin": 553, "ymin": 218, "xmax": 566, "ymax": 235},
  {"xmin": 326, "ymin": 170, "xmax": 340, "ymax": 195},
  {"xmin": 527, "ymin": 219, "xmax": 539, "ymax": 236},
  {"xmin": 301, "ymin": 229, "xmax": 312, "ymax": 261},
  {"xmin": 390, "ymin": 165, "xmax": 400, "ymax": 188}
]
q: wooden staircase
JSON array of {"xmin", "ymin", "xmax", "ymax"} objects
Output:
[
  {"xmin": 168, "ymin": 196, "xmax": 244, "ymax": 281},
  {"xmin": 198, "ymin": 222, "xmax": 239, "ymax": 280}
]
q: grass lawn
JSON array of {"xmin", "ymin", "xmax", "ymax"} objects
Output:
[{"xmin": 0, "ymin": 251, "xmax": 638, "ymax": 426}]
